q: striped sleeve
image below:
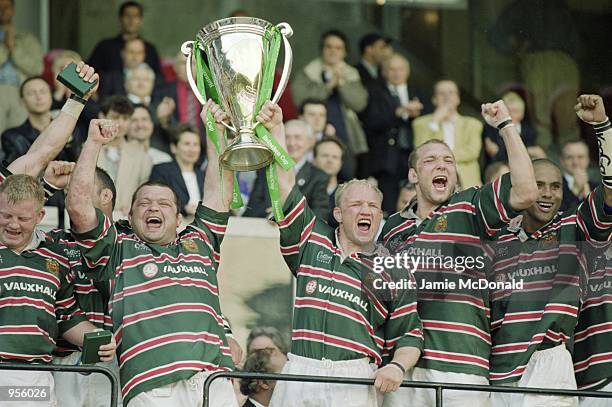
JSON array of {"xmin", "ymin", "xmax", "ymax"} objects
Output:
[
  {"xmin": 276, "ymin": 185, "xmax": 317, "ymax": 275},
  {"xmin": 576, "ymin": 186, "xmax": 612, "ymax": 243},
  {"xmin": 222, "ymin": 315, "xmax": 233, "ymax": 337},
  {"xmin": 189, "ymin": 204, "xmax": 230, "ymax": 268},
  {"xmin": 72, "ymin": 208, "xmax": 119, "ymax": 281},
  {"xmin": 475, "ymin": 172, "xmax": 521, "ymax": 236},
  {"xmin": 384, "ymin": 269, "xmax": 423, "ymax": 355},
  {"xmin": 56, "ymin": 270, "xmax": 87, "ymax": 335}
]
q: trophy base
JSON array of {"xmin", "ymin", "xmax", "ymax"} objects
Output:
[{"xmin": 220, "ymin": 131, "xmax": 275, "ymax": 172}]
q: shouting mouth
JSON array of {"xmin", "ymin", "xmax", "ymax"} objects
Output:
[
  {"xmin": 357, "ymin": 218, "xmax": 372, "ymax": 233},
  {"xmin": 432, "ymin": 175, "xmax": 448, "ymax": 191}
]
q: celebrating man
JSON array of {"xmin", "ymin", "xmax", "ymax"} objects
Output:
[
  {"xmin": 382, "ymin": 100, "xmax": 537, "ymax": 406},
  {"xmin": 487, "ymin": 95, "xmax": 612, "ymax": 407},
  {"xmin": 256, "ymin": 101, "xmax": 423, "ymax": 407},
  {"xmin": 66, "ymin": 100, "xmax": 238, "ymax": 406}
]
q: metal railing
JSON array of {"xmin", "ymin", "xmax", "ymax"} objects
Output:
[
  {"xmin": 0, "ymin": 362, "xmax": 119, "ymax": 407},
  {"xmin": 203, "ymin": 371, "xmax": 612, "ymax": 407}
]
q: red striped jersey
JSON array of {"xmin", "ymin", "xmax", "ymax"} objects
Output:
[
  {"xmin": 73, "ymin": 206, "xmax": 233, "ymax": 405},
  {"xmin": 573, "ymin": 244, "xmax": 612, "ymax": 390},
  {"xmin": 277, "ymin": 187, "xmax": 423, "ymax": 365},
  {"xmin": 488, "ymin": 186, "xmax": 611, "ymax": 384},
  {"xmin": 381, "ymin": 173, "xmax": 519, "ymax": 378}
]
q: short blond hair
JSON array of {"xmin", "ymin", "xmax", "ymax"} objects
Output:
[
  {"xmin": 502, "ymin": 91, "xmax": 525, "ymax": 111},
  {"xmin": 0, "ymin": 175, "xmax": 45, "ymax": 209},
  {"xmin": 334, "ymin": 179, "xmax": 383, "ymax": 207}
]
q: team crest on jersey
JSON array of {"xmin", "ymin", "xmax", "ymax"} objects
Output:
[
  {"xmin": 495, "ymin": 273, "xmax": 506, "ymax": 283},
  {"xmin": 541, "ymin": 232, "xmax": 557, "ymax": 248},
  {"xmin": 434, "ymin": 215, "xmax": 447, "ymax": 232},
  {"xmin": 45, "ymin": 259, "xmax": 60, "ymax": 275},
  {"xmin": 142, "ymin": 263, "xmax": 159, "ymax": 278},
  {"xmin": 182, "ymin": 239, "xmax": 198, "ymax": 252},
  {"xmin": 305, "ymin": 280, "xmax": 317, "ymax": 295}
]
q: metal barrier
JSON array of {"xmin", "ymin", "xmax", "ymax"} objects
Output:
[
  {"xmin": 203, "ymin": 371, "xmax": 612, "ymax": 407},
  {"xmin": 0, "ymin": 362, "xmax": 119, "ymax": 407}
]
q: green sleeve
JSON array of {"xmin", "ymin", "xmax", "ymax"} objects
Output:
[
  {"xmin": 576, "ymin": 186, "xmax": 612, "ymax": 243},
  {"xmin": 187, "ymin": 204, "xmax": 231, "ymax": 269},
  {"xmin": 276, "ymin": 185, "xmax": 317, "ymax": 275},
  {"xmin": 72, "ymin": 209, "xmax": 119, "ymax": 281},
  {"xmin": 474, "ymin": 172, "xmax": 521, "ymax": 237},
  {"xmin": 384, "ymin": 269, "xmax": 423, "ymax": 355},
  {"xmin": 56, "ymin": 271, "xmax": 88, "ymax": 335}
]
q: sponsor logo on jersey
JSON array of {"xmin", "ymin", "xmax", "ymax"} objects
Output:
[
  {"xmin": 182, "ymin": 239, "xmax": 198, "ymax": 252},
  {"xmin": 434, "ymin": 215, "xmax": 447, "ymax": 232},
  {"xmin": 3, "ymin": 281, "xmax": 56, "ymax": 297},
  {"xmin": 45, "ymin": 259, "xmax": 60, "ymax": 275},
  {"xmin": 316, "ymin": 251, "xmax": 333, "ymax": 265},
  {"xmin": 318, "ymin": 283, "xmax": 368, "ymax": 311},
  {"xmin": 162, "ymin": 264, "xmax": 208, "ymax": 276},
  {"xmin": 305, "ymin": 280, "xmax": 317, "ymax": 295},
  {"xmin": 134, "ymin": 242, "xmax": 150, "ymax": 251},
  {"xmin": 142, "ymin": 263, "xmax": 159, "ymax": 278}
]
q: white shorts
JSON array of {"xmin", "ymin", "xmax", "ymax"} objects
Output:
[
  {"xmin": 383, "ymin": 366, "xmax": 490, "ymax": 407},
  {"xmin": 0, "ymin": 368, "xmax": 56, "ymax": 407},
  {"xmin": 127, "ymin": 370, "xmax": 238, "ymax": 407},
  {"xmin": 579, "ymin": 381, "xmax": 612, "ymax": 407},
  {"xmin": 52, "ymin": 351, "xmax": 123, "ymax": 407},
  {"xmin": 269, "ymin": 353, "xmax": 379, "ymax": 407},
  {"xmin": 491, "ymin": 344, "xmax": 577, "ymax": 407}
]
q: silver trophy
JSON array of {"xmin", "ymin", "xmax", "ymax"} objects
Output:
[{"xmin": 181, "ymin": 17, "xmax": 293, "ymax": 172}]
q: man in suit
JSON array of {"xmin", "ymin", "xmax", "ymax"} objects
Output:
[
  {"xmin": 244, "ymin": 120, "xmax": 329, "ymax": 219},
  {"xmin": 560, "ymin": 138, "xmax": 599, "ymax": 211},
  {"xmin": 413, "ymin": 79, "xmax": 483, "ymax": 188},
  {"xmin": 240, "ymin": 349, "xmax": 287, "ymax": 407},
  {"xmin": 87, "ymin": 1, "xmax": 161, "ymax": 76},
  {"xmin": 359, "ymin": 53, "xmax": 425, "ymax": 214},
  {"xmin": 356, "ymin": 33, "xmax": 391, "ymax": 88}
]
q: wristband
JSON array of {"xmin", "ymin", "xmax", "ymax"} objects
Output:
[
  {"xmin": 389, "ymin": 361, "xmax": 406, "ymax": 375},
  {"xmin": 496, "ymin": 118, "xmax": 513, "ymax": 131},
  {"xmin": 61, "ymin": 98, "xmax": 85, "ymax": 120},
  {"xmin": 69, "ymin": 94, "xmax": 87, "ymax": 105},
  {"xmin": 594, "ymin": 118, "xmax": 612, "ymax": 189},
  {"xmin": 41, "ymin": 178, "xmax": 61, "ymax": 200}
]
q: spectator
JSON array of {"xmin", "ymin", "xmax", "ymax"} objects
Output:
[
  {"xmin": 2, "ymin": 76, "xmax": 81, "ymax": 163},
  {"xmin": 87, "ymin": 1, "xmax": 161, "ymax": 75},
  {"xmin": 126, "ymin": 103, "xmax": 172, "ymax": 165},
  {"xmin": 356, "ymin": 33, "xmax": 392, "ymax": 87},
  {"xmin": 360, "ymin": 53, "xmax": 425, "ymax": 213},
  {"xmin": 167, "ymin": 51, "xmax": 201, "ymax": 131},
  {"xmin": 413, "ymin": 79, "xmax": 483, "ymax": 187},
  {"xmin": 292, "ymin": 30, "xmax": 368, "ymax": 180},
  {"xmin": 298, "ymin": 98, "xmax": 336, "ymax": 143},
  {"xmin": 483, "ymin": 91, "xmax": 543, "ymax": 163},
  {"xmin": 123, "ymin": 63, "xmax": 176, "ymax": 133},
  {"xmin": 98, "ymin": 37, "xmax": 149, "ymax": 99},
  {"xmin": 560, "ymin": 139, "xmax": 598, "ymax": 211},
  {"xmin": 395, "ymin": 180, "xmax": 416, "ymax": 212},
  {"xmin": 96, "ymin": 96, "xmax": 151, "ymax": 217},
  {"xmin": 246, "ymin": 326, "xmax": 289, "ymax": 356},
  {"xmin": 149, "ymin": 124, "xmax": 204, "ymax": 217},
  {"xmin": 483, "ymin": 161, "xmax": 510, "ymax": 184},
  {"xmin": 0, "ymin": 0, "xmax": 43, "ymax": 83},
  {"xmin": 313, "ymin": 136, "xmax": 344, "ymax": 227},
  {"xmin": 240, "ymin": 349, "xmax": 287, "ymax": 407},
  {"xmin": 244, "ymin": 120, "xmax": 328, "ymax": 219}
]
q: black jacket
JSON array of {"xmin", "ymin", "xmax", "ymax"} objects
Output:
[
  {"xmin": 88, "ymin": 34, "xmax": 162, "ymax": 75},
  {"xmin": 244, "ymin": 161, "xmax": 329, "ymax": 220},
  {"xmin": 149, "ymin": 160, "xmax": 204, "ymax": 216}
]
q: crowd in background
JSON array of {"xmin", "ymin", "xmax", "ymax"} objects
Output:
[{"xmin": 0, "ymin": 0, "xmax": 603, "ymax": 229}]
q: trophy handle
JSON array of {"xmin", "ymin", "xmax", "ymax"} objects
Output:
[
  {"xmin": 270, "ymin": 23, "xmax": 293, "ymax": 105},
  {"xmin": 181, "ymin": 40, "xmax": 237, "ymax": 133}
]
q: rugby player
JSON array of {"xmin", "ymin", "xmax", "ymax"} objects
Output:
[
  {"xmin": 256, "ymin": 101, "xmax": 423, "ymax": 407},
  {"xmin": 381, "ymin": 100, "xmax": 538, "ymax": 407},
  {"xmin": 0, "ymin": 62, "xmax": 118, "ymax": 406},
  {"xmin": 66, "ymin": 101, "xmax": 239, "ymax": 406},
  {"xmin": 487, "ymin": 94, "xmax": 612, "ymax": 407}
]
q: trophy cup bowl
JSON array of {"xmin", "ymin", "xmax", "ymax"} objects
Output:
[{"xmin": 181, "ymin": 18, "xmax": 293, "ymax": 172}]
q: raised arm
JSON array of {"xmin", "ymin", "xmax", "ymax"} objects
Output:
[
  {"xmin": 256, "ymin": 101, "xmax": 295, "ymax": 206},
  {"xmin": 8, "ymin": 61, "xmax": 99, "ymax": 177},
  {"xmin": 201, "ymin": 100, "xmax": 234, "ymax": 212},
  {"xmin": 575, "ymin": 94, "xmax": 612, "ymax": 207},
  {"xmin": 66, "ymin": 119, "xmax": 116, "ymax": 233},
  {"xmin": 481, "ymin": 100, "xmax": 538, "ymax": 211}
]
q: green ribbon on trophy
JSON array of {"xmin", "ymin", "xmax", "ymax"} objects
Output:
[
  {"xmin": 193, "ymin": 43, "xmax": 243, "ymax": 209},
  {"xmin": 192, "ymin": 24, "xmax": 295, "ymax": 220}
]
